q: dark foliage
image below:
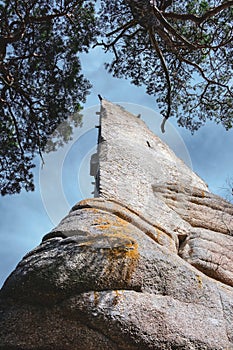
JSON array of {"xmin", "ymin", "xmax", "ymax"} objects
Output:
[
  {"xmin": 0, "ymin": 0, "xmax": 97, "ymax": 195},
  {"xmin": 97, "ymin": 0, "xmax": 233, "ymax": 132}
]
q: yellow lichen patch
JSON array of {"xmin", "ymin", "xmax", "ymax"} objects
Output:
[
  {"xmin": 92, "ymin": 215, "xmax": 129, "ymax": 231},
  {"xmin": 105, "ymin": 235, "xmax": 139, "ymax": 259},
  {"xmin": 89, "ymin": 208, "xmax": 100, "ymax": 214},
  {"xmin": 93, "ymin": 217, "xmax": 111, "ymax": 227},
  {"xmin": 99, "ymin": 232, "xmax": 140, "ymax": 283},
  {"xmin": 112, "ymin": 290, "xmax": 124, "ymax": 306},
  {"xmin": 93, "ymin": 291, "xmax": 99, "ymax": 307},
  {"xmin": 115, "ymin": 216, "xmax": 130, "ymax": 228},
  {"xmin": 201, "ymin": 191, "xmax": 205, "ymax": 198},
  {"xmin": 84, "ymin": 213, "xmax": 140, "ymax": 283},
  {"xmin": 95, "ymin": 223, "xmax": 112, "ymax": 230},
  {"xmin": 125, "ymin": 242, "xmax": 139, "ymax": 259},
  {"xmin": 78, "ymin": 199, "xmax": 90, "ymax": 207},
  {"xmin": 196, "ymin": 274, "xmax": 203, "ymax": 288}
]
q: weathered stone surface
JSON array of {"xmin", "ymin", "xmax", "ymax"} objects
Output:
[{"xmin": 0, "ymin": 100, "xmax": 233, "ymax": 349}]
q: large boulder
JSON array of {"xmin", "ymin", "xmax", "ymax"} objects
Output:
[{"xmin": 1, "ymin": 100, "xmax": 233, "ymax": 349}]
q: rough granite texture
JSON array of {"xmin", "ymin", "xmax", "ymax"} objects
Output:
[{"xmin": 0, "ymin": 100, "xmax": 233, "ymax": 350}]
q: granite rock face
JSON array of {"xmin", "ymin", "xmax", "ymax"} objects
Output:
[{"xmin": 1, "ymin": 100, "xmax": 233, "ymax": 350}]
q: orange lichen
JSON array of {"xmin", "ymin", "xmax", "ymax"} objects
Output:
[
  {"xmin": 95, "ymin": 224, "xmax": 112, "ymax": 230},
  {"xmin": 83, "ymin": 211, "xmax": 141, "ymax": 283},
  {"xmin": 92, "ymin": 216, "xmax": 129, "ymax": 231},
  {"xmin": 115, "ymin": 216, "xmax": 130, "ymax": 227},
  {"xmin": 112, "ymin": 290, "xmax": 124, "ymax": 306},
  {"xmin": 99, "ymin": 232, "xmax": 140, "ymax": 283},
  {"xmin": 93, "ymin": 291, "xmax": 99, "ymax": 307}
]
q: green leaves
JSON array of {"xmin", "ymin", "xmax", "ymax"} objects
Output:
[{"xmin": 199, "ymin": 0, "xmax": 210, "ymax": 13}]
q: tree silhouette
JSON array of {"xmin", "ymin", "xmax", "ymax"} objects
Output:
[
  {"xmin": 0, "ymin": 0, "xmax": 97, "ymax": 195},
  {"xmin": 97, "ymin": 0, "xmax": 233, "ymax": 132}
]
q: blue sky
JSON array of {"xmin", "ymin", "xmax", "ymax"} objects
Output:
[{"xmin": 1, "ymin": 46, "xmax": 233, "ymax": 287}]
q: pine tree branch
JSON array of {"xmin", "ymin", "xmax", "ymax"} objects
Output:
[
  {"xmin": 148, "ymin": 29, "xmax": 171, "ymax": 132},
  {"xmin": 163, "ymin": 1, "xmax": 233, "ymax": 24}
]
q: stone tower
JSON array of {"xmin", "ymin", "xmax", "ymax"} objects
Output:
[{"xmin": 1, "ymin": 100, "xmax": 233, "ymax": 349}]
